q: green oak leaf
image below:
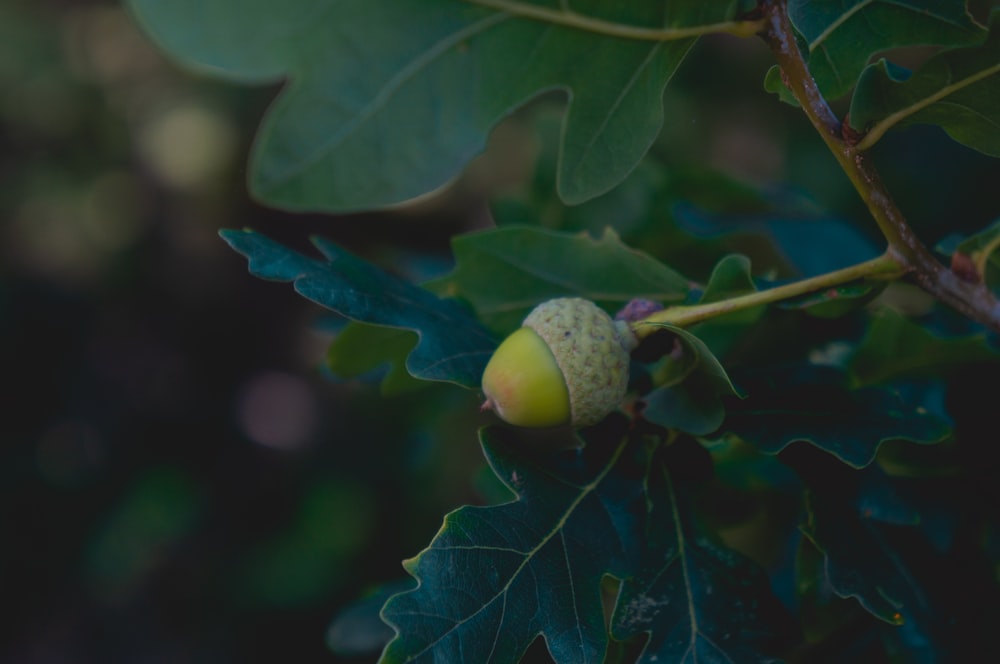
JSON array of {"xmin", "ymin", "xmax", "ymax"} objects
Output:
[
  {"xmin": 849, "ymin": 307, "xmax": 999, "ymax": 387},
  {"xmin": 720, "ymin": 365, "xmax": 951, "ymax": 468},
  {"xmin": 427, "ymin": 226, "xmax": 690, "ymax": 333},
  {"xmin": 699, "ymin": 253, "xmax": 757, "ymax": 304},
  {"xmin": 326, "ymin": 322, "xmax": 424, "ymax": 394},
  {"xmin": 787, "ymin": 448, "xmax": 967, "ymax": 659},
  {"xmin": 220, "ymin": 230, "xmax": 497, "ymax": 388},
  {"xmin": 850, "ymin": 13, "xmax": 1000, "ymax": 155},
  {"xmin": 763, "ymin": 65, "xmax": 799, "ymax": 106},
  {"xmin": 490, "ymin": 111, "xmax": 673, "ymax": 237},
  {"xmin": 690, "ymin": 253, "xmax": 766, "ymax": 357},
  {"xmin": 640, "ymin": 324, "xmax": 742, "ymax": 436},
  {"xmin": 802, "ymin": 490, "xmax": 934, "ymax": 632},
  {"xmin": 381, "ymin": 420, "xmax": 790, "ymax": 663},
  {"xmin": 380, "ymin": 419, "xmax": 647, "ymax": 664},
  {"xmin": 788, "ymin": 0, "xmax": 985, "ymax": 100},
  {"xmin": 612, "ymin": 454, "xmax": 794, "ymax": 663},
  {"xmin": 490, "ymin": 106, "xmax": 771, "ymax": 238},
  {"xmin": 125, "ymin": 0, "xmax": 731, "ymax": 211},
  {"xmin": 778, "ymin": 443, "xmax": 923, "ymax": 527}
]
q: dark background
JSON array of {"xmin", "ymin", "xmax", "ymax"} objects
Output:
[{"xmin": 1, "ymin": 1, "xmax": 491, "ymax": 661}]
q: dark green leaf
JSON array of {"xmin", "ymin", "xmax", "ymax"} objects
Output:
[
  {"xmin": 126, "ymin": 0, "xmax": 718, "ymax": 211},
  {"xmin": 380, "ymin": 419, "xmax": 646, "ymax": 664},
  {"xmin": 849, "ymin": 307, "xmax": 999, "ymax": 386},
  {"xmin": 490, "ymin": 107, "xmax": 771, "ymax": 238},
  {"xmin": 850, "ymin": 15, "xmax": 1000, "ymax": 155},
  {"xmin": 491, "ymin": 136, "xmax": 672, "ymax": 237},
  {"xmin": 721, "ymin": 365, "xmax": 950, "ymax": 468},
  {"xmin": 220, "ymin": 230, "xmax": 497, "ymax": 388},
  {"xmin": 690, "ymin": 254, "xmax": 767, "ymax": 357},
  {"xmin": 699, "ymin": 253, "xmax": 756, "ymax": 303},
  {"xmin": 707, "ymin": 436, "xmax": 802, "ymax": 495},
  {"xmin": 794, "ymin": 535, "xmax": 849, "ymax": 645},
  {"xmin": 850, "ymin": 476, "xmax": 922, "ymax": 534},
  {"xmin": 611, "ymin": 451, "xmax": 793, "ymax": 663},
  {"xmin": 788, "ymin": 0, "xmax": 985, "ymax": 99},
  {"xmin": 640, "ymin": 324, "xmax": 742, "ymax": 436},
  {"xmin": 786, "ymin": 447, "xmax": 980, "ymax": 660},
  {"xmin": 428, "ymin": 226, "xmax": 690, "ymax": 333},
  {"xmin": 803, "ymin": 491, "xmax": 930, "ymax": 630},
  {"xmin": 326, "ymin": 322, "xmax": 424, "ymax": 394},
  {"xmin": 381, "ymin": 420, "xmax": 790, "ymax": 663},
  {"xmin": 796, "ymin": 467, "xmax": 1000, "ymax": 660},
  {"xmin": 778, "ymin": 445, "xmax": 922, "ymax": 528},
  {"xmin": 673, "ymin": 204, "xmax": 880, "ymax": 278},
  {"xmin": 763, "ymin": 65, "xmax": 799, "ymax": 106}
]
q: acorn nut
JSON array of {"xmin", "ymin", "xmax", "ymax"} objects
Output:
[{"xmin": 481, "ymin": 298, "xmax": 637, "ymax": 427}]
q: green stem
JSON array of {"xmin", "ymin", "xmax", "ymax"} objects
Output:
[
  {"xmin": 464, "ymin": 0, "xmax": 765, "ymax": 41},
  {"xmin": 632, "ymin": 253, "xmax": 903, "ymax": 337},
  {"xmin": 759, "ymin": 0, "xmax": 1000, "ymax": 332}
]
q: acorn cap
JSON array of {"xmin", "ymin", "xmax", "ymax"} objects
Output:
[{"xmin": 523, "ymin": 298, "xmax": 635, "ymax": 427}]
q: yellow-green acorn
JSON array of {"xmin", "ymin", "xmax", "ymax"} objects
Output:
[{"xmin": 481, "ymin": 298, "xmax": 637, "ymax": 427}]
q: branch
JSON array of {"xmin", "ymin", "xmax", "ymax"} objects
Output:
[
  {"xmin": 759, "ymin": 0, "xmax": 1000, "ymax": 332},
  {"xmin": 465, "ymin": 0, "xmax": 764, "ymax": 41}
]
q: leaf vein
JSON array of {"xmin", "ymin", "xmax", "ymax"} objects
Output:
[
  {"xmin": 808, "ymin": 0, "xmax": 876, "ymax": 51},
  {"xmin": 271, "ymin": 12, "xmax": 511, "ymax": 187},
  {"xmin": 859, "ymin": 61, "xmax": 1000, "ymax": 149},
  {"xmin": 404, "ymin": 436, "xmax": 629, "ymax": 660},
  {"xmin": 566, "ymin": 42, "xmax": 664, "ymax": 186}
]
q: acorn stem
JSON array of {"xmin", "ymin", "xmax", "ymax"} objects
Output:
[{"xmin": 630, "ymin": 251, "xmax": 905, "ymax": 338}]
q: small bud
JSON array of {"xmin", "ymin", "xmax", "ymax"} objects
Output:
[
  {"xmin": 950, "ymin": 251, "xmax": 981, "ymax": 284},
  {"xmin": 614, "ymin": 298, "xmax": 664, "ymax": 323}
]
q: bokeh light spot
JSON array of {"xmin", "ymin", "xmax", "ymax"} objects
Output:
[{"xmin": 236, "ymin": 371, "xmax": 320, "ymax": 451}]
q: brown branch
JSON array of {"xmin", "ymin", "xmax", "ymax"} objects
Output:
[{"xmin": 758, "ymin": 0, "xmax": 1000, "ymax": 332}]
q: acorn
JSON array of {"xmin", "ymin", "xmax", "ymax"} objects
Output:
[{"xmin": 481, "ymin": 298, "xmax": 637, "ymax": 427}]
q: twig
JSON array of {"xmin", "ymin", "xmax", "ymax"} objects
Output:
[
  {"xmin": 464, "ymin": 0, "xmax": 764, "ymax": 41},
  {"xmin": 632, "ymin": 253, "xmax": 903, "ymax": 337},
  {"xmin": 759, "ymin": 0, "xmax": 1000, "ymax": 332}
]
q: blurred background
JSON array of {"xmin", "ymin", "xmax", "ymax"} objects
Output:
[
  {"xmin": 4, "ymin": 1, "xmax": 1000, "ymax": 662},
  {"xmin": 1, "ymin": 1, "xmax": 493, "ymax": 661}
]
